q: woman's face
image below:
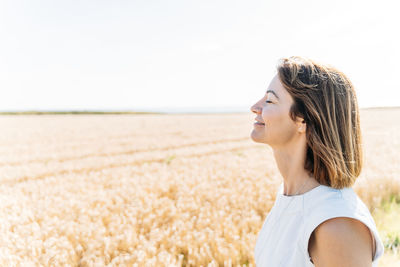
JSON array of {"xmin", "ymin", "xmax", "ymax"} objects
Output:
[{"xmin": 250, "ymin": 74, "xmax": 304, "ymax": 148}]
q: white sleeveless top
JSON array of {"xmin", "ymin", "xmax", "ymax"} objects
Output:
[{"xmin": 254, "ymin": 182, "xmax": 384, "ymax": 267}]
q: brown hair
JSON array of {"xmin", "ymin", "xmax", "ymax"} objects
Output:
[{"xmin": 276, "ymin": 56, "xmax": 362, "ymax": 189}]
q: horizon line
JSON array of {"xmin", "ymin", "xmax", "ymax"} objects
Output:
[{"xmin": 0, "ymin": 105, "xmax": 399, "ymax": 115}]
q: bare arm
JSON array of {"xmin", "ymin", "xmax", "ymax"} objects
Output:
[{"xmin": 308, "ymin": 217, "xmax": 374, "ymax": 267}]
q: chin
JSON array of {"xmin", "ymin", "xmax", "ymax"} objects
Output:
[{"xmin": 250, "ymin": 132, "xmax": 266, "ymax": 144}]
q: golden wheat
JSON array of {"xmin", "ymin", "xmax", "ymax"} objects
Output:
[{"xmin": 0, "ymin": 109, "xmax": 399, "ymax": 266}]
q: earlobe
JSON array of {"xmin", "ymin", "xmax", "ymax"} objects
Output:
[{"xmin": 298, "ymin": 122, "xmax": 306, "ymax": 133}]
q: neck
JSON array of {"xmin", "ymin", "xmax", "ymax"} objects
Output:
[{"xmin": 272, "ymin": 143, "xmax": 320, "ymax": 195}]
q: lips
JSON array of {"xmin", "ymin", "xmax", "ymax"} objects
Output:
[{"xmin": 254, "ymin": 119, "xmax": 265, "ymax": 125}]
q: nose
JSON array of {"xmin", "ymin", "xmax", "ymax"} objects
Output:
[{"xmin": 250, "ymin": 103, "xmax": 262, "ymax": 114}]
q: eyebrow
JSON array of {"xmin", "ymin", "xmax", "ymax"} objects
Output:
[{"xmin": 266, "ymin": 90, "xmax": 280, "ymax": 100}]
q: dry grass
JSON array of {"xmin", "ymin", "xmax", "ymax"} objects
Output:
[{"xmin": 0, "ymin": 108, "xmax": 399, "ymax": 266}]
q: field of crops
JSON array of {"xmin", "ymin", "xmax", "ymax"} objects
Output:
[{"xmin": 0, "ymin": 108, "xmax": 399, "ymax": 266}]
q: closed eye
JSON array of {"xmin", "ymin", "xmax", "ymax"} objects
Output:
[{"xmin": 265, "ymin": 100, "xmax": 273, "ymax": 103}]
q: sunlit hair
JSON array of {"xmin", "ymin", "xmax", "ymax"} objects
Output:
[{"xmin": 276, "ymin": 56, "xmax": 362, "ymax": 189}]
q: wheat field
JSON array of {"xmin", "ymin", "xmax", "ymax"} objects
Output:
[{"xmin": 0, "ymin": 108, "xmax": 399, "ymax": 266}]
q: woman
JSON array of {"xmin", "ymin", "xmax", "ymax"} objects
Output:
[{"xmin": 250, "ymin": 56, "xmax": 384, "ymax": 266}]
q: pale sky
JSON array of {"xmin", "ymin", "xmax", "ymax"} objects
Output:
[{"xmin": 1, "ymin": 0, "xmax": 399, "ymax": 112}]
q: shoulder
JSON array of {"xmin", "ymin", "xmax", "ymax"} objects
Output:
[
  {"xmin": 309, "ymin": 216, "xmax": 374, "ymax": 266},
  {"xmin": 304, "ymin": 186, "xmax": 358, "ymax": 220}
]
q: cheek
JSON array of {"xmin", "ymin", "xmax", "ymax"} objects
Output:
[
  {"xmin": 262, "ymin": 107, "xmax": 297, "ymax": 132},
  {"xmin": 261, "ymin": 107, "xmax": 282, "ymax": 123}
]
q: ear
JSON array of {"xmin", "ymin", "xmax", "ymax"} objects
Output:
[{"xmin": 296, "ymin": 117, "xmax": 307, "ymax": 133}]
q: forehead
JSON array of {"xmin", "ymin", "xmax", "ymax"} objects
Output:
[{"xmin": 266, "ymin": 74, "xmax": 285, "ymax": 98}]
